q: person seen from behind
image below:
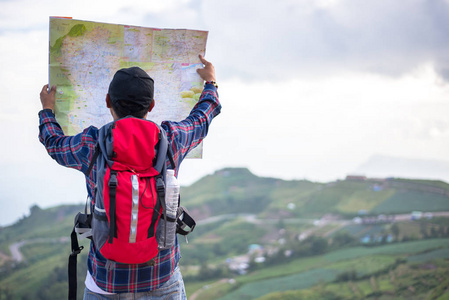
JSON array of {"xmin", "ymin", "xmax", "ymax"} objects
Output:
[{"xmin": 38, "ymin": 54, "xmax": 221, "ymax": 299}]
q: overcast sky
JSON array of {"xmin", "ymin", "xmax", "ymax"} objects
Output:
[{"xmin": 1, "ymin": 0, "xmax": 449, "ymax": 226}]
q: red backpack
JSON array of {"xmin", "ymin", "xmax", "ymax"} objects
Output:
[
  {"xmin": 90, "ymin": 117, "xmax": 169, "ymax": 263},
  {"xmin": 68, "ymin": 117, "xmax": 169, "ymax": 300},
  {"xmin": 68, "ymin": 117, "xmax": 196, "ymax": 300}
]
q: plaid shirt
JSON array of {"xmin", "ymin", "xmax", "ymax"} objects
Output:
[{"xmin": 39, "ymin": 84, "xmax": 221, "ymax": 293}]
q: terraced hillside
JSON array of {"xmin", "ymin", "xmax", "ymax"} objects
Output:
[{"xmin": 1, "ymin": 168, "xmax": 448, "ymax": 299}]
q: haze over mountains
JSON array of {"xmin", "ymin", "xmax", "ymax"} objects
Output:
[
  {"xmin": 1, "ymin": 155, "xmax": 448, "ymax": 227},
  {"xmin": 353, "ymin": 155, "xmax": 449, "ymax": 182}
]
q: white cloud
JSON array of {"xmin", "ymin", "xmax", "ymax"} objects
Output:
[{"xmin": 0, "ymin": 0, "xmax": 190, "ymax": 30}]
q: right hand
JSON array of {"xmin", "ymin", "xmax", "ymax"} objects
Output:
[{"xmin": 196, "ymin": 54, "xmax": 216, "ymax": 82}]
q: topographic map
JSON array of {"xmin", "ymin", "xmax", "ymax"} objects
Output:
[{"xmin": 49, "ymin": 17, "xmax": 208, "ymax": 157}]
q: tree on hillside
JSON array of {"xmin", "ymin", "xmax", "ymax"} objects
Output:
[
  {"xmin": 391, "ymin": 223, "xmax": 400, "ymax": 240},
  {"xmin": 332, "ymin": 232, "xmax": 356, "ymax": 248},
  {"xmin": 0, "ymin": 286, "xmax": 12, "ymax": 300},
  {"xmin": 311, "ymin": 237, "xmax": 328, "ymax": 255},
  {"xmin": 29, "ymin": 204, "xmax": 42, "ymax": 215},
  {"xmin": 430, "ymin": 226, "xmax": 438, "ymax": 238},
  {"xmin": 420, "ymin": 222, "xmax": 428, "ymax": 238}
]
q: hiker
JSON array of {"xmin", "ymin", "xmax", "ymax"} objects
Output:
[{"xmin": 38, "ymin": 54, "xmax": 221, "ymax": 299}]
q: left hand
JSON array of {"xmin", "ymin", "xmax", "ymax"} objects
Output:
[{"xmin": 40, "ymin": 84, "xmax": 56, "ymax": 111}]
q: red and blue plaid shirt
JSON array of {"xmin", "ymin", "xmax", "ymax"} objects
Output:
[{"xmin": 39, "ymin": 84, "xmax": 221, "ymax": 293}]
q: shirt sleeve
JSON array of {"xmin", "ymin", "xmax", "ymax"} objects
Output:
[
  {"xmin": 38, "ymin": 110, "xmax": 99, "ymax": 176},
  {"xmin": 161, "ymin": 83, "xmax": 222, "ymax": 170}
]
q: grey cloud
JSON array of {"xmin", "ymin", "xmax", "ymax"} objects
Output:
[
  {"xmin": 200, "ymin": 0, "xmax": 449, "ymax": 81},
  {"xmin": 3, "ymin": 0, "xmax": 449, "ymax": 82}
]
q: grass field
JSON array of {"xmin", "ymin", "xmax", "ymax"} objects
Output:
[
  {"xmin": 1, "ymin": 253, "xmax": 65, "ymax": 298},
  {"xmin": 216, "ymin": 255, "xmax": 398, "ymax": 300},
  {"xmin": 336, "ymin": 188, "xmax": 396, "ymax": 214},
  {"xmin": 188, "ymin": 239, "xmax": 449, "ymax": 300},
  {"xmin": 327, "ymin": 255, "xmax": 396, "ymax": 276},
  {"xmin": 371, "ymin": 190, "xmax": 449, "ymax": 214},
  {"xmin": 407, "ymin": 247, "xmax": 449, "ymax": 263},
  {"xmin": 219, "ymin": 268, "xmax": 340, "ymax": 300},
  {"xmin": 0, "ymin": 238, "xmax": 90, "ymax": 300},
  {"xmin": 220, "ymin": 255, "xmax": 449, "ymax": 300}
]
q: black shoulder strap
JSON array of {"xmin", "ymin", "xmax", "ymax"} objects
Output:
[
  {"xmin": 86, "ymin": 144, "xmax": 100, "ymax": 176},
  {"xmin": 68, "ymin": 225, "xmax": 84, "ymax": 300},
  {"xmin": 108, "ymin": 171, "xmax": 118, "ymax": 243},
  {"xmin": 167, "ymin": 147, "xmax": 176, "ymax": 170}
]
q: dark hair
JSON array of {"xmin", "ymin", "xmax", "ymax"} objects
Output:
[{"xmin": 111, "ymin": 99, "xmax": 151, "ymax": 119}]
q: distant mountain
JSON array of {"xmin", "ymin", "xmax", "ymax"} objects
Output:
[
  {"xmin": 353, "ymin": 155, "xmax": 449, "ymax": 183},
  {"xmin": 180, "ymin": 167, "xmax": 449, "ymax": 221}
]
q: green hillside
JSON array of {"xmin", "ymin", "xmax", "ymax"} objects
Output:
[
  {"xmin": 0, "ymin": 204, "xmax": 88, "ymax": 299},
  {"xmin": 1, "ymin": 168, "xmax": 449, "ymax": 299},
  {"xmin": 180, "ymin": 168, "xmax": 319, "ymax": 218},
  {"xmin": 191, "ymin": 239, "xmax": 449, "ymax": 300},
  {"xmin": 0, "ymin": 205, "xmax": 81, "ymax": 253},
  {"xmin": 181, "ymin": 168, "xmax": 449, "ymax": 219}
]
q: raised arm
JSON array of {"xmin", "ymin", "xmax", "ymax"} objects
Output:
[
  {"xmin": 161, "ymin": 55, "xmax": 222, "ymax": 168},
  {"xmin": 38, "ymin": 84, "xmax": 98, "ymax": 178}
]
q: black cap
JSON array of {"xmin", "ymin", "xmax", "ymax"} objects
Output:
[{"xmin": 108, "ymin": 67, "xmax": 154, "ymax": 109}]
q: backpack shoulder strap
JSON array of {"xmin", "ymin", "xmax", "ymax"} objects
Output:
[
  {"xmin": 85, "ymin": 121, "xmax": 115, "ymax": 177},
  {"xmin": 68, "ymin": 223, "xmax": 84, "ymax": 300},
  {"xmin": 155, "ymin": 125, "xmax": 176, "ymax": 172},
  {"xmin": 86, "ymin": 144, "xmax": 100, "ymax": 176},
  {"xmin": 167, "ymin": 147, "xmax": 176, "ymax": 170},
  {"xmin": 154, "ymin": 126, "xmax": 169, "ymax": 173}
]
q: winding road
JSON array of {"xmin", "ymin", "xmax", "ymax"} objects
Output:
[{"xmin": 4, "ymin": 237, "xmax": 68, "ymax": 263}]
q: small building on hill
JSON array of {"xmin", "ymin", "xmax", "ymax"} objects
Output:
[{"xmin": 346, "ymin": 175, "xmax": 367, "ymax": 181}]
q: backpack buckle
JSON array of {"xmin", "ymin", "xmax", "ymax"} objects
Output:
[
  {"xmin": 156, "ymin": 176, "xmax": 165, "ymax": 195},
  {"xmin": 176, "ymin": 206, "xmax": 196, "ymax": 236},
  {"xmin": 70, "ymin": 246, "xmax": 84, "ymax": 256},
  {"xmin": 109, "ymin": 173, "xmax": 118, "ymax": 187}
]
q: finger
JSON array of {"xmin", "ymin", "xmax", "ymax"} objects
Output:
[
  {"xmin": 198, "ymin": 54, "xmax": 209, "ymax": 66},
  {"xmin": 50, "ymin": 85, "xmax": 57, "ymax": 94},
  {"xmin": 41, "ymin": 84, "xmax": 49, "ymax": 93}
]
